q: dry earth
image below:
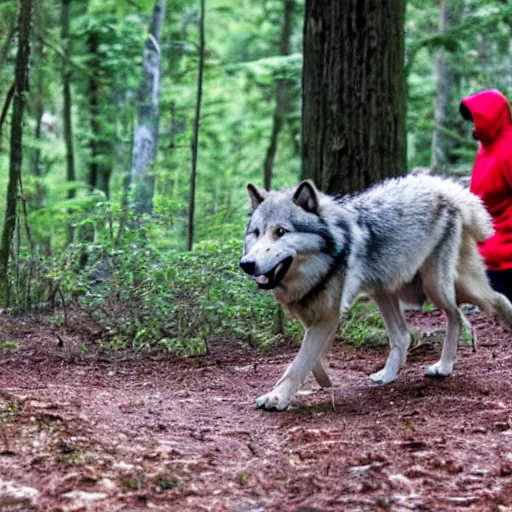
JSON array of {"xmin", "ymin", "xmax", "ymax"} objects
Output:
[{"xmin": 1, "ymin": 310, "xmax": 512, "ymax": 511}]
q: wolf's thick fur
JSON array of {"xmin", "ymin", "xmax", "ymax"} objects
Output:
[{"xmin": 240, "ymin": 175, "xmax": 512, "ymax": 410}]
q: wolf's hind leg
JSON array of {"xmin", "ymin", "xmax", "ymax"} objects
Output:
[
  {"xmin": 312, "ymin": 358, "xmax": 332, "ymax": 388},
  {"xmin": 256, "ymin": 315, "xmax": 339, "ymax": 410},
  {"xmin": 311, "ymin": 330, "xmax": 336, "ymax": 387},
  {"xmin": 369, "ymin": 293, "xmax": 411, "ymax": 385},
  {"xmin": 422, "ymin": 253, "xmax": 462, "ymax": 377}
]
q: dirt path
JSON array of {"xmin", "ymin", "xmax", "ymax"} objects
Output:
[{"xmin": 1, "ymin": 311, "xmax": 512, "ymax": 511}]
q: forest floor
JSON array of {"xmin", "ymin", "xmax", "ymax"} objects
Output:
[{"xmin": 1, "ymin": 310, "xmax": 512, "ymax": 512}]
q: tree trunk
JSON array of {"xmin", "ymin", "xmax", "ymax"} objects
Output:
[
  {"xmin": 430, "ymin": 0, "xmax": 457, "ymax": 172},
  {"xmin": 31, "ymin": 2, "xmax": 45, "ymax": 183},
  {"xmin": 263, "ymin": 0, "xmax": 295, "ymax": 190},
  {"xmin": 186, "ymin": 0, "xmax": 205, "ymax": 251},
  {"xmin": 61, "ymin": 0, "xmax": 76, "ymax": 242},
  {"xmin": 301, "ymin": 0, "xmax": 407, "ymax": 195},
  {"xmin": 130, "ymin": 0, "xmax": 166, "ymax": 216},
  {"xmin": 88, "ymin": 29, "xmax": 111, "ymax": 198},
  {"xmin": 32, "ymin": 25, "xmax": 45, "ymax": 209},
  {"xmin": 0, "ymin": 0, "xmax": 33, "ymax": 304}
]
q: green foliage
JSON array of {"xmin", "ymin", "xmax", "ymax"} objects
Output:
[
  {"xmin": 340, "ymin": 298, "xmax": 388, "ymax": 346},
  {"xmin": 0, "ymin": 341, "xmax": 21, "ymax": 353},
  {"xmin": 406, "ymin": 0, "xmax": 512, "ymax": 169},
  {"xmin": 36, "ymin": 200, "xmax": 299, "ymax": 354}
]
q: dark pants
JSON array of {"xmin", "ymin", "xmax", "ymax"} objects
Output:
[{"xmin": 487, "ymin": 269, "xmax": 512, "ymax": 302}]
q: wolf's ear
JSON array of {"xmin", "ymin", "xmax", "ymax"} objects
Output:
[
  {"xmin": 293, "ymin": 180, "xmax": 319, "ymax": 214},
  {"xmin": 247, "ymin": 183, "xmax": 268, "ymax": 211}
]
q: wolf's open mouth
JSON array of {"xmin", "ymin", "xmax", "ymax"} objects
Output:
[{"xmin": 253, "ymin": 256, "xmax": 293, "ymax": 290}]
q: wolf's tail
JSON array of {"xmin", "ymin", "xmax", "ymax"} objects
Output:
[
  {"xmin": 431, "ymin": 176, "xmax": 493, "ymax": 242},
  {"xmin": 462, "ymin": 192, "xmax": 494, "ymax": 242},
  {"xmin": 493, "ymin": 293, "xmax": 512, "ymax": 328}
]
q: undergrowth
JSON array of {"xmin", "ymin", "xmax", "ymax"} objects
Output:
[
  {"xmin": 58, "ymin": 238, "xmax": 301, "ymax": 354},
  {"xmin": 340, "ymin": 298, "xmax": 388, "ymax": 346},
  {"xmin": 3, "ymin": 199, "xmax": 448, "ymax": 355},
  {"xmin": 5, "ymin": 200, "xmax": 303, "ymax": 354}
]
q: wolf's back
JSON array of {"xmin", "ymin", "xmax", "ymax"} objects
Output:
[{"xmin": 354, "ymin": 175, "xmax": 494, "ymax": 243}]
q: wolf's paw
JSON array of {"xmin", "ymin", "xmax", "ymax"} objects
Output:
[
  {"xmin": 256, "ymin": 390, "xmax": 293, "ymax": 411},
  {"xmin": 369, "ymin": 368, "xmax": 397, "ymax": 385},
  {"xmin": 425, "ymin": 361, "xmax": 453, "ymax": 378}
]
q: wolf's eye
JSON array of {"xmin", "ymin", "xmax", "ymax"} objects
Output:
[
  {"xmin": 253, "ymin": 228, "xmax": 260, "ymax": 237},
  {"xmin": 276, "ymin": 227, "xmax": 287, "ymax": 237}
]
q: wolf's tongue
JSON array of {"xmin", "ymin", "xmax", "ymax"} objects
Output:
[{"xmin": 254, "ymin": 275, "xmax": 269, "ymax": 285}]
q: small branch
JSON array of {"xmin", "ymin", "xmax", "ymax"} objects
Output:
[
  {"xmin": 405, "ymin": 4, "xmax": 512, "ymax": 74},
  {"xmin": 34, "ymin": 31, "xmax": 110, "ymax": 84},
  {"xmin": 147, "ymin": 33, "xmax": 161, "ymax": 55},
  {"xmin": 186, "ymin": 0, "xmax": 205, "ymax": 251},
  {"xmin": 56, "ymin": 333, "xmax": 65, "ymax": 347},
  {"xmin": 0, "ymin": 16, "xmax": 16, "ymax": 73},
  {"xmin": 0, "ymin": 82, "xmax": 15, "ymax": 138},
  {"xmin": 17, "ymin": 174, "xmax": 34, "ymax": 255},
  {"xmin": 0, "ymin": 425, "xmax": 12, "ymax": 454},
  {"xmin": 57, "ymin": 286, "xmax": 68, "ymax": 326}
]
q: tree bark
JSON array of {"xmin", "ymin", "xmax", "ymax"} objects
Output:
[
  {"xmin": 61, "ymin": 0, "xmax": 76, "ymax": 242},
  {"xmin": 301, "ymin": 0, "xmax": 407, "ymax": 195},
  {"xmin": 31, "ymin": 2, "xmax": 45, "ymax": 183},
  {"xmin": 186, "ymin": 0, "xmax": 205, "ymax": 251},
  {"xmin": 88, "ymin": 29, "xmax": 111, "ymax": 198},
  {"xmin": 130, "ymin": 0, "xmax": 166, "ymax": 216},
  {"xmin": 263, "ymin": 0, "xmax": 295, "ymax": 190},
  {"xmin": 430, "ymin": 0, "xmax": 458, "ymax": 172},
  {"xmin": 0, "ymin": 0, "xmax": 33, "ymax": 304}
]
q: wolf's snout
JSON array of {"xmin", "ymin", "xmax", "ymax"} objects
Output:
[{"xmin": 240, "ymin": 259, "xmax": 256, "ymax": 275}]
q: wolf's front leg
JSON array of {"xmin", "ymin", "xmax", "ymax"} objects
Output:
[{"xmin": 256, "ymin": 317, "xmax": 339, "ymax": 411}]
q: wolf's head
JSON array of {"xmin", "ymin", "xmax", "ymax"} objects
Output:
[{"xmin": 240, "ymin": 180, "xmax": 338, "ymax": 292}]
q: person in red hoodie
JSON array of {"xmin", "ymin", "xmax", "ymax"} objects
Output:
[{"xmin": 459, "ymin": 89, "xmax": 512, "ymax": 300}]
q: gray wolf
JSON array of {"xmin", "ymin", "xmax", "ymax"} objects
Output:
[{"xmin": 239, "ymin": 175, "xmax": 512, "ymax": 411}]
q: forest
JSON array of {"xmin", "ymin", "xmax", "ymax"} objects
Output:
[
  {"xmin": 0, "ymin": 0, "xmax": 510, "ymax": 349},
  {"xmin": 0, "ymin": 0, "xmax": 512, "ymax": 510}
]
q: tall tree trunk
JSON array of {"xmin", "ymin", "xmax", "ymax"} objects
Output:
[
  {"xmin": 130, "ymin": 0, "xmax": 166, "ymax": 216},
  {"xmin": 263, "ymin": 0, "xmax": 295, "ymax": 190},
  {"xmin": 88, "ymin": 30, "xmax": 99, "ymax": 194},
  {"xmin": 61, "ymin": 0, "xmax": 76, "ymax": 242},
  {"xmin": 88, "ymin": 29, "xmax": 111, "ymax": 198},
  {"xmin": 0, "ymin": 0, "xmax": 33, "ymax": 304},
  {"xmin": 301, "ymin": 0, "xmax": 406, "ymax": 195},
  {"xmin": 430, "ymin": 0, "xmax": 457, "ymax": 172},
  {"xmin": 32, "ymin": 33, "xmax": 45, "ymax": 209},
  {"xmin": 31, "ymin": 1, "xmax": 45, "ymax": 185},
  {"xmin": 186, "ymin": 0, "xmax": 205, "ymax": 251}
]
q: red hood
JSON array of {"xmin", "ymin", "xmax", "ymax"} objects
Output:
[{"xmin": 460, "ymin": 89, "xmax": 511, "ymax": 146}]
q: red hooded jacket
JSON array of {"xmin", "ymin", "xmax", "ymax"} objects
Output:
[{"xmin": 460, "ymin": 89, "xmax": 512, "ymax": 271}]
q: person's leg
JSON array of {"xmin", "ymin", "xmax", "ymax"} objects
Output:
[{"xmin": 487, "ymin": 269, "xmax": 512, "ymax": 302}]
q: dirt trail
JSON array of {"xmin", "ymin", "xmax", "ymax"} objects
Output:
[{"xmin": 1, "ymin": 310, "xmax": 512, "ymax": 511}]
